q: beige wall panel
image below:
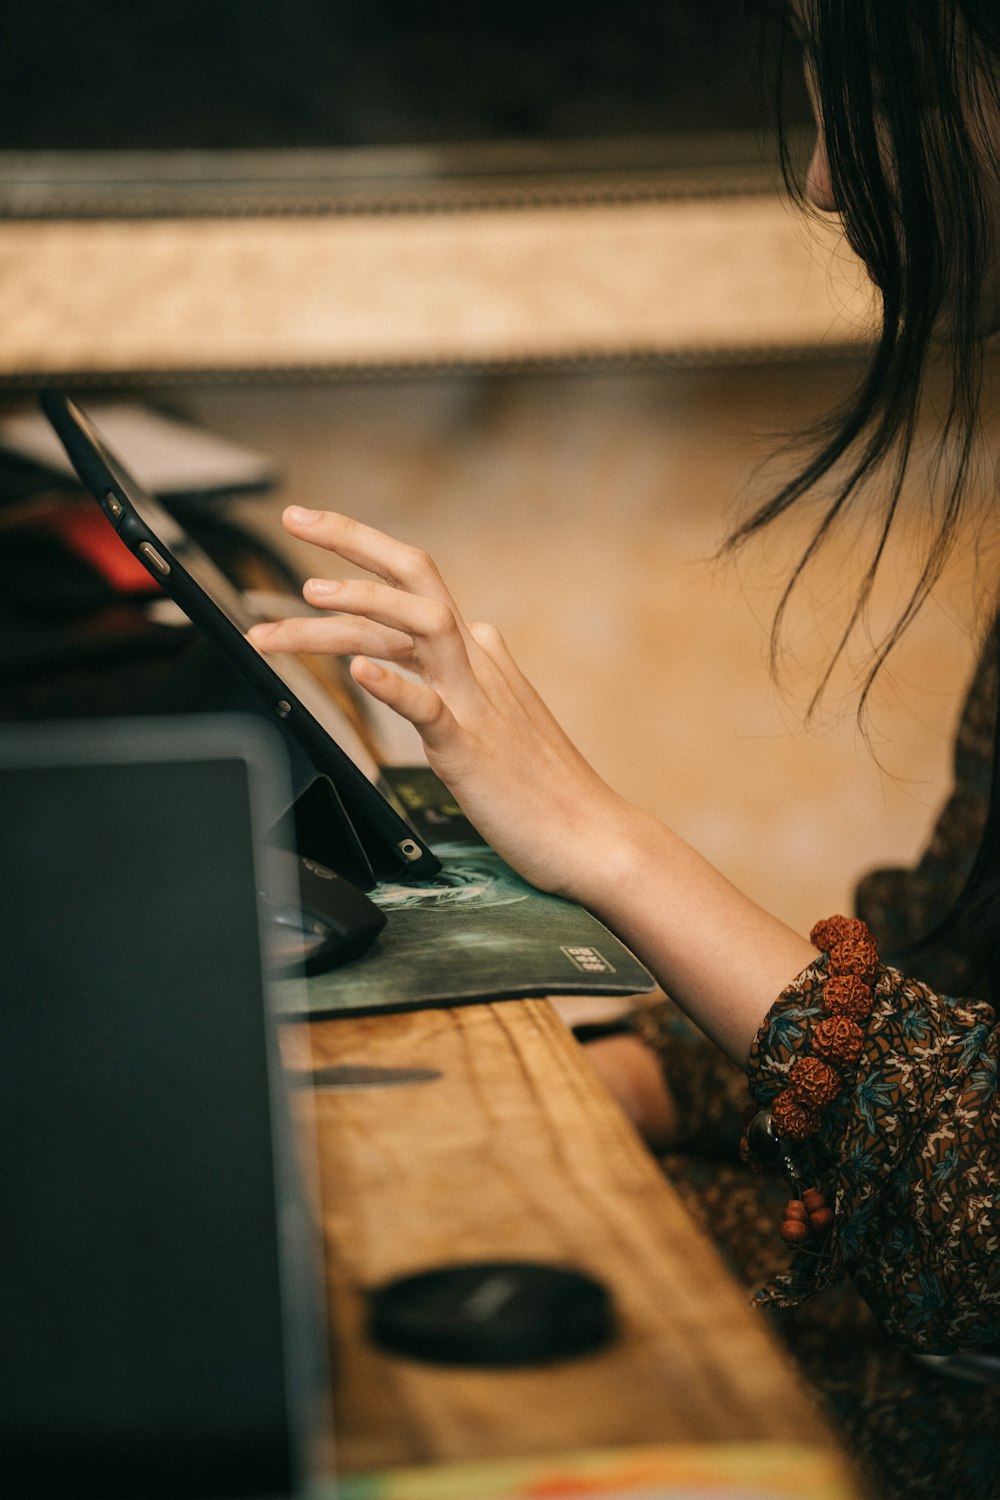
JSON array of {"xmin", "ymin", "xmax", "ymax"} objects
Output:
[{"xmin": 0, "ymin": 199, "xmax": 874, "ymax": 374}]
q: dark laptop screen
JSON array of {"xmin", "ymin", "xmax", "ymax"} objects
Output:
[{"xmin": 0, "ymin": 727, "xmax": 308, "ymax": 1497}]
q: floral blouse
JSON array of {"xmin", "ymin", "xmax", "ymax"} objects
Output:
[
  {"xmin": 635, "ymin": 638, "xmax": 1000, "ymax": 1353},
  {"xmin": 747, "ymin": 947, "xmax": 1000, "ymax": 1351}
]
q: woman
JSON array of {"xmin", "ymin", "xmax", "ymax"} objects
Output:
[{"xmin": 250, "ymin": 4, "xmax": 1000, "ymax": 1493}]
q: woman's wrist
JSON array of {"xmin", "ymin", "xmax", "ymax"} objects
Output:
[
  {"xmin": 564, "ymin": 797, "xmax": 818, "ymax": 1067},
  {"xmin": 554, "ymin": 790, "xmax": 661, "ymax": 911}
]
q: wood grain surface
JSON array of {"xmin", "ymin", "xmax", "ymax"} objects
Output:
[{"xmin": 292, "ymin": 998, "xmax": 837, "ymax": 1474}]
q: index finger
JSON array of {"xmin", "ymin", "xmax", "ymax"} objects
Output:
[{"xmin": 283, "ymin": 506, "xmax": 461, "ymax": 613}]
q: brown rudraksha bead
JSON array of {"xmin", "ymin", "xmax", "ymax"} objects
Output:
[
  {"xmin": 824, "ymin": 973, "xmax": 875, "ymax": 1021},
  {"xmin": 771, "ymin": 1087, "xmax": 821, "ymax": 1142},
  {"xmin": 788, "ymin": 1054, "xmax": 842, "ymax": 1110},
  {"xmin": 813, "ymin": 1013, "xmax": 864, "ymax": 1068}
]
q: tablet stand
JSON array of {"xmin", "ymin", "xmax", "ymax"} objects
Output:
[{"xmin": 269, "ymin": 771, "xmax": 376, "ymax": 891}]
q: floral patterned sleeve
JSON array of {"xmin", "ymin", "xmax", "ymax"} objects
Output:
[{"xmin": 747, "ymin": 930, "xmax": 1000, "ymax": 1353}]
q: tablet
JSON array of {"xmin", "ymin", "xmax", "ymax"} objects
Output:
[{"xmin": 41, "ymin": 389, "xmax": 441, "ymax": 887}]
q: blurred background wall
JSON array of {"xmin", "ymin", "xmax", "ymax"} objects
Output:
[{"xmin": 0, "ymin": 0, "xmax": 804, "ymax": 150}]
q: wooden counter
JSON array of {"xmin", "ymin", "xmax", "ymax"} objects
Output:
[{"xmin": 292, "ymin": 998, "xmax": 849, "ymax": 1481}]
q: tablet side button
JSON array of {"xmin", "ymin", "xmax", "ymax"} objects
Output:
[{"xmin": 138, "ymin": 542, "xmax": 171, "ymax": 576}]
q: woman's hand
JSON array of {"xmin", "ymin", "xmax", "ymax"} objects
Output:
[
  {"xmin": 248, "ymin": 505, "xmax": 818, "ymax": 1064},
  {"xmin": 246, "ymin": 506, "xmax": 626, "ymax": 899}
]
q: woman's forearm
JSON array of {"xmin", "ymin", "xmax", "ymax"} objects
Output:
[{"xmin": 563, "ymin": 796, "xmax": 819, "ymax": 1065}]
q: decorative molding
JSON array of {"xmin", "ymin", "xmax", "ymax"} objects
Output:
[
  {"xmin": 0, "ymin": 138, "xmax": 803, "ymax": 219},
  {"xmin": 0, "ymin": 188, "xmax": 875, "ymax": 382}
]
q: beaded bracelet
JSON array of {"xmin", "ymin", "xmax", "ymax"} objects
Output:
[
  {"xmin": 771, "ymin": 913, "xmax": 877, "ymax": 1142},
  {"xmin": 744, "ymin": 914, "xmax": 879, "ymax": 1245}
]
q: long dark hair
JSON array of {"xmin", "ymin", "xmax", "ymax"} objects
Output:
[{"xmin": 742, "ymin": 1, "xmax": 1000, "ymax": 992}]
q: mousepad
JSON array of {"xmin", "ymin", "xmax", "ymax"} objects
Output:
[
  {"xmin": 277, "ymin": 842, "xmax": 655, "ymax": 1019},
  {"xmin": 277, "ymin": 768, "xmax": 656, "ymax": 1018}
]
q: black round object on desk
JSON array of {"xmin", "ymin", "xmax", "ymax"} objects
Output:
[{"xmin": 367, "ymin": 1260, "xmax": 615, "ymax": 1367}]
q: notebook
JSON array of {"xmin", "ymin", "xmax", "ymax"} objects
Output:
[{"xmin": 0, "ymin": 713, "xmax": 329, "ymax": 1498}]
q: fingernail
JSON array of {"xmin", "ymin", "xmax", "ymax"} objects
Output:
[
  {"xmin": 285, "ymin": 505, "xmax": 320, "ymax": 525},
  {"xmin": 306, "ymin": 577, "xmax": 341, "ymax": 598}
]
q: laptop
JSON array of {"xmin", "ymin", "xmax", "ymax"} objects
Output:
[{"xmin": 0, "ymin": 713, "xmax": 330, "ymax": 1498}]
